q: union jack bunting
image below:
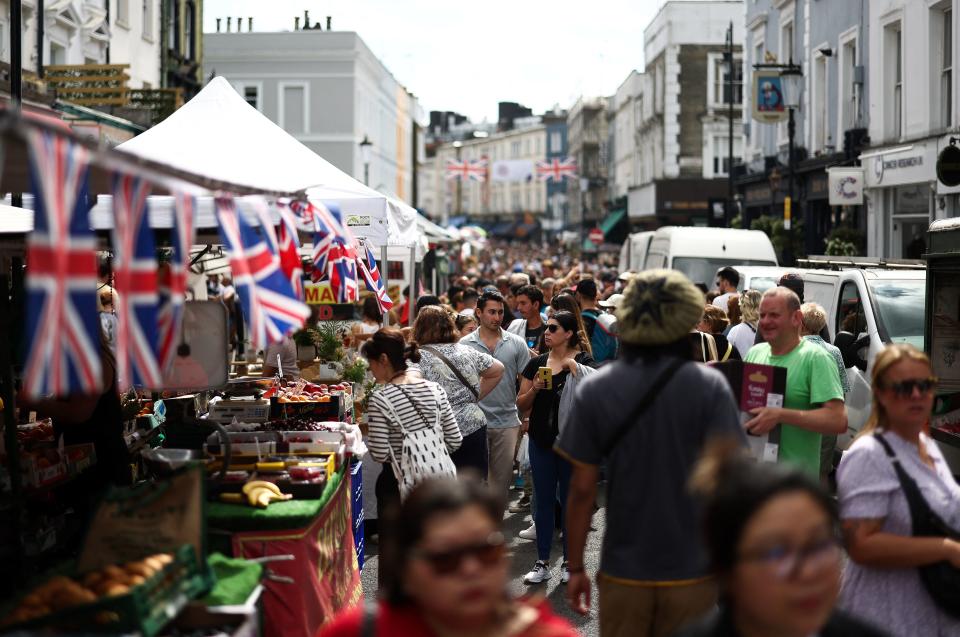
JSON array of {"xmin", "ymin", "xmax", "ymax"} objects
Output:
[
  {"xmin": 158, "ymin": 193, "xmax": 196, "ymax": 374},
  {"xmin": 111, "ymin": 174, "xmax": 162, "ymax": 389},
  {"xmin": 356, "ymin": 244, "xmax": 393, "ymax": 313},
  {"xmin": 22, "ymin": 130, "xmax": 102, "ymax": 398},
  {"xmin": 445, "ymin": 158, "xmax": 488, "ymax": 182},
  {"xmin": 326, "ymin": 241, "xmax": 359, "ymax": 303},
  {"xmin": 535, "ymin": 157, "xmax": 578, "ymax": 182},
  {"xmin": 307, "ymin": 200, "xmax": 352, "ymax": 283},
  {"xmin": 216, "ymin": 197, "xmax": 309, "ymax": 349},
  {"xmin": 276, "ymin": 204, "xmax": 305, "ymax": 300}
]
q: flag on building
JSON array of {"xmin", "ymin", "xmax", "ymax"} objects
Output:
[
  {"xmin": 445, "ymin": 158, "xmax": 488, "ymax": 181},
  {"xmin": 536, "ymin": 157, "xmax": 578, "ymax": 181},
  {"xmin": 356, "ymin": 244, "xmax": 393, "ymax": 313},
  {"xmin": 491, "ymin": 159, "xmax": 535, "ymax": 182},
  {"xmin": 158, "ymin": 193, "xmax": 196, "ymax": 374},
  {"xmin": 22, "ymin": 130, "xmax": 102, "ymax": 398},
  {"xmin": 111, "ymin": 174, "xmax": 162, "ymax": 389},
  {"xmin": 216, "ymin": 196, "xmax": 309, "ymax": 350}
]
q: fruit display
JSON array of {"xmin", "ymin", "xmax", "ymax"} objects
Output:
[
  {"xmin": 271, "ymin": 381, "xmax": 352, "ymax": 403},
  {"xmin": 218, "ymin": 481, "xmax": 292, "ymax": 508},
  {"xmin": 1, "ymin": 553, "xmax": 174, "ymax": 627},
  {"xmin": 16, "ymin": 419, "xmax": 55, "ymax": 446}
]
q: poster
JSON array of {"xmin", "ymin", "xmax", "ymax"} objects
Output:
[
  {"xmin": 931, "ymin": 274, "xmax": 960, "ymax": 393},
  {"xmin": 752, "ymin": 70, "xmax": 789, "ymax": 124}
]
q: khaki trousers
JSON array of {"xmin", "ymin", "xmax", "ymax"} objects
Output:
[
  {"xmin": 486, "ymin": 425, "xmax": 520, "ymax": 498},
  {"xmin": 598, "ymin": 574, "xmax": 717, "ymax": 637}
]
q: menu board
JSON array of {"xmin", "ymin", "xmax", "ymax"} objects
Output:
[{"xmin": 930, "ymin": 272, "xmax": 960, "ymax": 393}]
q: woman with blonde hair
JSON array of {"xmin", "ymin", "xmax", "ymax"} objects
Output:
[
  {"xmin": 837, "ymin": 344, "xmax": 960, "ymax": 636},
  {"xmin": 727, "ymin": 289, "xmax": 761, "ymax": 359}
]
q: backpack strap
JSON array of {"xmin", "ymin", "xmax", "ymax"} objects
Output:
[{"xmin": 721, "ymin": 341, "xmax": 733, "ymax": 362}]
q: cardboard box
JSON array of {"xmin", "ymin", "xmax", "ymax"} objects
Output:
[{"xmin": 716, "ymin": 360, "xmax": 787, "ymax": 463}]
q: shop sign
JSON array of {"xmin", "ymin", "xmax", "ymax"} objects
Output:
[
  {"xmin": 745, "ymin": 184, "xmax": 773, "ymax": 205},
  {"xmin": 870, "ymin": 151, "xmax": 926, "ymax": 186},
  {"xmin": 827, "ymin": 167, "xmax": 864, "ymax": 205},
  {"xmin": 752, "ymin": 70, "xmax": 789, "ymax": 124},
  {"xmin": 345, "ymin": 215, "xmax": 371, "ymax": 227},
  {"xmin": 936, "ymin": 143, "xmax": 960, "ymax": 187}
]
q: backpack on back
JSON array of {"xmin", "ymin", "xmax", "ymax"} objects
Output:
[{"xmin": 583, "ymin": 310, "xmax": 619, "ymax": 363}]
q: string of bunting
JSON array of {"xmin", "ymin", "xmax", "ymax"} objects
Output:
[{"xmin": 18, "ymin": 127, "xmax": 395, "ymax": 397}]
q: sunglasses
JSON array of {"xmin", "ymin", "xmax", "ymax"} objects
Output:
[
  {"xmin": 412, "ymin": 532, "xmax": 506, "ymax": 575},
  {"xmin": 882, "ymin": 376, "xmax": 939, "ymax": 397},
  {"xmin": 546, "ymin": 324, "xmax": 562, "ymax": 333}
]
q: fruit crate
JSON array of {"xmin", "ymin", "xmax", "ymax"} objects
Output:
[{"xmin": 1, "ymin": 545, "xmax": 212, "ymax": 636}]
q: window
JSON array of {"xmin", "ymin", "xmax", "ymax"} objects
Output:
[
  {"xmin": 142, "ymin": 0, "xmax": 154, "ymax": 40},
  {"xmin": 942, "ymin": 8, "xmax": 953, "ymax": 128},
  {"xmin": 886, "ymin": 21, "xmax": 903, "ymax": 139},
  {"xmin": 184, "ymin": 2, "xmax": 196, "ymax": 60},
  {"xmin": 117, "ymin": 0, "xmax": 129, "ymax": 26},
  {"xmin": 242, "ymin": 85, "xmax": 259, "ymax": 110},
  {"xmin": 781, "ymin": 19, "xmax": 794, "ymax": 63},
  {"xmin": 510, "ymin": 140, "xmax": 521, "ymax": 158},
  {"xmin": 167, "ymin": 0, "xmax": 178, "ymax": 50},
  {"xmin": 712, "ymin": 136, "xmax": 743, "ymax": 176},
  {"xmin": 49, "ymin": 41, "xmax": 67, "ymax": 65},
  {"xmin": 840, "ymin": 36, "xmax": 857, "ymax": 129},
  {"xmin": 550, "ymin": 131, "xmax": 561, "ymax": 153},
  {"xmin": 280, "ymin": 84, "xmax": 307, "ymax": 134},
  {"xmin": 712, "ymin": 54, "xmax": 743, "ymax": 106}
]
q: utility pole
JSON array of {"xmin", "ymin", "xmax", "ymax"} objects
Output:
[{"xmin": 726, "ymin": 21, "xmax": 735, "ymax": 227}]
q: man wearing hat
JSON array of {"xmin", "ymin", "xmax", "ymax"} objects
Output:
[
  {"xmin": 576, "ymin": 278, "xmax": 619, "ymax": 363},
  {"xmin": 557, "ymin": 270, "xmax": 744, "ymax": 637}
]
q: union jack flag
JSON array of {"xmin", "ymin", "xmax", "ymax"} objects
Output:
[
  {"xmin": 158, "ymin": 193, "xmax": 196, "ymax": 374},
  {"xmin": 111, "ymin": 174, "xmax": 162, "ymax": 389},
  {"xmin": 356, "ymin": 244, "xmax": 393, "ymax": 313},
  {"xmin": 307, "ymin": 201, "xmax": 352, "ymax": 283},
  {"xmin": 276, "ymin": 204, "xmax": 305, "ymax": 300},
  {"xmin": 216, "ymin": 196, "xmax": 309, "ymax": 350},
  {"xmin": 445, "ymin": 158, "xmax": 488, "ymax": 182},
  {"xmin": 22, "ymin": 130, "xmax": 102, "ymax": 398},
  {"xmin": 536, "ymin": 157, "xmax": 578, "ymax": 182},
  {"xmin": 327, "ymin": 241, "xmax": 359, "ymax": 303}
]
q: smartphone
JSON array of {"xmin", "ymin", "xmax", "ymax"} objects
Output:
[{"xmin": 537, "ymin": 366, "xmax": 553, "ymax": 390}]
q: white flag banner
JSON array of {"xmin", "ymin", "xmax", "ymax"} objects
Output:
[{"xmin": 490, "ymin": 159, "xmax": 535, "ymax": 182}]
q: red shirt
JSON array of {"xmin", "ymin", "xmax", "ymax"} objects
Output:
[{"xmin": 317, "ymin": 598, "xmax": 580, "ymax": 637}]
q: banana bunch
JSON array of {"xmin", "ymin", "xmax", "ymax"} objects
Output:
[{"xmin": 219, "ymin": 481, "xmax": 293, "ymax": 508}]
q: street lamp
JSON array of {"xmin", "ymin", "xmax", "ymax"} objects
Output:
[
  {"xmin": 359, "ymin": 135, "xmax": 373, "ymax": 186},
  {"xmin": 780, "ymin": 62, "xmax": 803, "ymax": 265}
]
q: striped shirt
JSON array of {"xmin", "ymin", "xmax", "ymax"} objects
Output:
[{"xmin": 367, "ymin": 380, "xmax": 462, "ymax": 465}]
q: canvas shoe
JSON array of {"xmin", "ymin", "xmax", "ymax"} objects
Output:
[
  {"xmin": 509, "ymin": 494, "xmax": 531, "ymax": 512},
  {"xmin": 518, "ymin": 523, "xmax": 537, "ymax": 541},
  {"xmin": 523, "ymin": 560, "xmax": 550, "ymax": 584},
  {"xmin": 561, "ymin": 561, "xmax": 571, "ymax": 584}
]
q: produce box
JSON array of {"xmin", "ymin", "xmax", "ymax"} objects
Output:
[
  {"xmin": 208, "ymin": 399, "xmax": 271, "ymax": 424},
  {"xmin": 0, "ymin": 545, "xmax": 209, "ymax": 636},
  {"xmin": 270, "ymin": 394, "xmax": 344, "ymax": 421},
  {"xmin": 204, "ymin": 431, "xmax": 279, "ymax": 457},
  {"xmin": 280, "ymin": 430, "xmax": 344, "ymax": 455},
  {"xmin": 20, "ymin": 450, "xmax": 67, "ymax": 489},
  {"xmin": 64, "ymin": 443, "xmax": 97, "ymax": 475}
]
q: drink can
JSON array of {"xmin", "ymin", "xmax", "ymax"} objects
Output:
[{"xmin": 538, "ymin": 366, "xmax": 552, "ymax": 390}]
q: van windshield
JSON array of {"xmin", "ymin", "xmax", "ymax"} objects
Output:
[
  {"xmin": 868, "ymin": 280, "xmax": 926, "ymax": 349},
  {"xmin": 671, "ymin": 257, "xmax": 777, "ymax": 288}
]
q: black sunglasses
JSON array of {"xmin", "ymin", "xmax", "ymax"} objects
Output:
[
  {"xmin": 546, "ymin": 324, "xmax": 561, "ymax": 333},
  {"xmin": 412, "ymin": 532, "xmax": 505, "ymax": 575},
  {"xmin": 882, "ymin": 377, "xmax": 938, "ymax": 397}
]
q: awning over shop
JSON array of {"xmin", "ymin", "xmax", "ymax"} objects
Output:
[
  {"xmin": 514, "ymin": 221, "xmax": 540, "ymax": 238},
  {"xmin": 582, "ymin": 208, "xmax": 626, "ymax": 250},
  {"xmin": 490, "ymin": 220, "xmax": 518, "ymax": 237}
]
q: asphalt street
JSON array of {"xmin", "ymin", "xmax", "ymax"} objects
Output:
[{"xmin": 360, "ymin": 491, "xmax": 606, "ymax": 637}]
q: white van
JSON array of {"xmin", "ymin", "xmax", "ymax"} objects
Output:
[
  {"xmin": 733, "ymin": 266, "xmax": 802, "ymax": 293},
  {"xmin": 618, "ymin": 231, "xmax": 655, "ymax": 273},
  {"xmin": 643, "ymin": 227, "xmax": 778, "ymax": 287}
]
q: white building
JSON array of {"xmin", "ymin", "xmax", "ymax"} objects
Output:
[
  {"xmin": 1, "ymin": 0, "xmax": 161, "ymax": 88},
  {"xmin": 610, "ymin": 70, "xmax": 643, "ymax": 201},
  {"xmin": 862, "ymin": 0, "xmax": 958, "ymax": 258},
  {"xmin": 204, "ymin": 28, "xmax": 425, "ymax": 206}
]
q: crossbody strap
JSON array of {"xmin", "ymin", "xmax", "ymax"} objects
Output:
[
  {"xmin": 395, "ymin": 384, "xmax": 438, "ymax": 430},
  {"xmin": 422, "ymin": 345, "xmax": 480, "ymax": 400},
  {"xmin": 602, "ymin": 358, "xmax": 687, "ymax": 457}
]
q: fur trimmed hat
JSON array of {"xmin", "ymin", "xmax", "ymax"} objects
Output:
[{"xmin": 616, "ymin": 269, "xmax": 705, "ymax": 346}]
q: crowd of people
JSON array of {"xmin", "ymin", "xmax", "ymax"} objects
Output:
[{"xmin": 312, "ymin": 248, "xmax": 959, "ymax": 637}]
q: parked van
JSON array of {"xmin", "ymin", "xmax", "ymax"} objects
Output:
[
  {"xmin": 799, "ymin": 259, "xmax": 927, "ymax": 457},
  {"xmin": 618, "ymin": 231, "xmax": 655, "ymax": 273},
  {"xmin": 643, "ymin": 227, "xmax": 778, "ymax": 287},
  {"xmin": 732, "ymin": 266, "xmax": 802, "ymax": 293}
]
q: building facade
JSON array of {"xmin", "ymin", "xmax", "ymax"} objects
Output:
[
  {"xmin": 204, "ymin": 27, "xmax": 424, "ymax": 206},
  {"xmin": 629, "ymin": 0, "xmax": 745, "ymax": 228},
  {"xmin": 161, "ymin": 0, "xmax": 202, "ymax": 97},
  {"xmin": 567, "ymin": 96, "xmax": 609, "ymax": 231},
  {"xmin": 543, "ymin": 108, "xmax": 570, "ymax": 233},
  {"xmin": 862, "ymin": 0, "xmax": 958, "ymax": 258}
]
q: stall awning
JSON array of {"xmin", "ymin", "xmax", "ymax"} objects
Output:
[
  {"xmin": 582, "ymin": 208, "xmax": 626, "ymax": 250},
  {"xmin": 490, "ymin": 220, "xmax": 518, "ymax": 237}
]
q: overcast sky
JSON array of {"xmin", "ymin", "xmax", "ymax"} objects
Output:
[{"xmin": 202, "ymin": 0, "xmax": 667, "ymax": 122}]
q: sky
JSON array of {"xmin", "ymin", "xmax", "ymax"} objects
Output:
[{"xmin": 202, "ymin": 0, "xmax": 667, "ymax": 123}]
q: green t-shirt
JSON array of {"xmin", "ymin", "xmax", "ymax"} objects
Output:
[{"xmin": 744, "ymin": 340, "xmax": 844, "ymax": 475}]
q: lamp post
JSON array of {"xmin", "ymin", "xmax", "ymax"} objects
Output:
[
  {"xmin": 359, "ymin": 135, "xmax": 373, "ymax": 187},
  {"xmin": 780, "ymin": 61, "xmax": 803, "ymax": 265},
  {"xmin": 579, "ymin": 177, "xmax": 589, "ymax": 253}
]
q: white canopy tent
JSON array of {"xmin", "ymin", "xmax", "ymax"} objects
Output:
[{"xmin": 0, "ymin": 203, "xmax": 32, "ymax": 233}]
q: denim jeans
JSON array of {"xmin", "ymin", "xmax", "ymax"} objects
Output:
[{"xmin": 528, "ymin": 437, "xmax": 571, "ymax": 562}]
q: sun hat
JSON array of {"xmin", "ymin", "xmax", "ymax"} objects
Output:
[
  {"xmin": 598, "ymin": 293, "xmax": 625, "ymax": 309},
  {"xmin": 616, "ymin": 269, "xmax": 706, "ymax": 346}
]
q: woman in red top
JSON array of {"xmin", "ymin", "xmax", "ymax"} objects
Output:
[{"xmin": 318, "ymin": 478, "xmax": 579, "ymax": 637}]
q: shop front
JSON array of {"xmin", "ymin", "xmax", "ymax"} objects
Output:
[{"xmin": 627, "ymin": 178, "xmax": 728, "ymax": 228}]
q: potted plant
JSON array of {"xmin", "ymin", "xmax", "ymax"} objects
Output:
[
  {"xmin": 313, "ymin": 321, "xmax": 350, "ymax": 380},
  {"xmin": 293, "ymin": 328, "xmax": 319, "ymax": 362}
]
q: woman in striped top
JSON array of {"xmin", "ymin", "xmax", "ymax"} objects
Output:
[{"xmin": 362, "ymin": 328, "xmax": 462, "ymax": 573}]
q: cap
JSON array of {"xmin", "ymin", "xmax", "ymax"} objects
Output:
[
  {"xmin": 617, "ymin": 271, "xmax": 637, "ymax": 282},
  {"xmin": 616, "ymin": 269, "xmax": 706, "ymax": 346},
  {"xmin": 575, "ymin": 278, "xmax": 598, "ymax": 299},
  {"xmin": 598, "ymin": 293, "xmax": 625, "ymax": 309}
]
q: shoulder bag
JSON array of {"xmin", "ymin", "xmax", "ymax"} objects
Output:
[
  {"xmin": 601, "ymin": 358, "xmax": 687, "ymax": 457},
  {"xmin": 421, "ymin": 345, "xmax": 479, "ymax": 400},
  {"xmin": 875, "ymin": 433, "xmax": 960, "ymax": 618}
]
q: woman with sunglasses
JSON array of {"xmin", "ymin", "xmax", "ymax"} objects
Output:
[
  {"xmin": 678, "ymin": 442, "xmax": 886, "ymax": 637},
  {"xmin": 517, "ymin": 310, "xmax": 596, "ymax": 585},
  {"xmin": 318, "ymin": 478, "xmax": 579, "ymax": 637},
  {"xmin": 546, "ymin": 293, "xmax": 593, "ymax": 356},
  {"xmin": 836, "ymin": 344, "xmax": 960, "ymax": 637}
]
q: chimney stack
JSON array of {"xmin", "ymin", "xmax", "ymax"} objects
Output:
[
  {"xmin": 326, "ymin": 16, "xmax": 332, "ymax": 30},
  {"xmin": 226, "ymin": 17, "xmax": 232, "ymax": 32},
  {"xmin": 248, "ymin": 17, "xmax": 253, "ymax": 31},
  {"xmin": 304, "ymin": 10, "xmax": 310, "ymax": 30},
  {"xmin": 294, "ymin": 16, "xmax": 300, "ymax": 29},
  {"xmin": 237, "ymin": 17, "xmax": 242, "ymax": 31},
  {"xmin": 216, "ymin": 17, "xmax": 221, "ymax": 32}
]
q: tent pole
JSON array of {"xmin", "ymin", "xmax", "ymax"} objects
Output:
[
  {"xmin": 381, "ymin": 244, "xmax": 389, "ymax": 328},
  {"xmin": 408, "ymin": 246, "xmax": 416, "ymax": 328}
]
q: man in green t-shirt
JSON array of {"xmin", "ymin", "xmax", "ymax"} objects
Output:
[{"xmin": 744, "ymin": 287, "xmax": 846, "ymax": 475}]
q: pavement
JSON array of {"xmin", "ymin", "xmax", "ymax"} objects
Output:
[{"xmin": 359, "ymin": 488, "xmax": 606, "ymax": 637}]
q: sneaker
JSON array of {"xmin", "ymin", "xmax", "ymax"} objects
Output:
[
  {"xmin": 561, "ymin": 561, "xmax": 571, "ymax": 584},
  {"xmin": 518, "ymin": 523, "xmax": 537, "ymax": 541},
  {"xmin": 509, "ymin": 494, "xmax": 531, "ymax": 512},
  {"xmin": 523, "ymin": 560, "xmax": 550, "ymax": 584}
]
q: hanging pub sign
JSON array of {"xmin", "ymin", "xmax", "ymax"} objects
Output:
[
  {"xmin": 752, "ymin": 70, "xmax": 789, "ymax": 124},
  {"xmin": 936, "ymin": 141, "xmax": 960, "ymax": 187},
  {"xmin": 827, "ymin": 167, "xmax": 865, "ymax": 206}
]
